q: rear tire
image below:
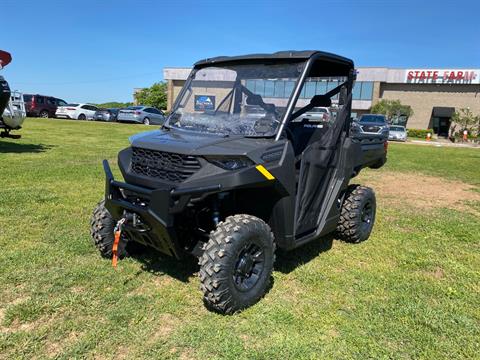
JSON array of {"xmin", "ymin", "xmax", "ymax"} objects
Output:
[
  {"xmin": 143, "ymin": 117, "xmax": 150, "ymax": 125},
  {"xmin": 337, "ymin": 185, "xmax": 376, "ymax": 243},
  {"xmin": 90, "ymin": 200, "xmax": 128, "ymax": 258},
  {"xmin": 78, "ymin": 114, "xmax": 86, "ymax": 120},
  {"xmin": 39, "ymin": 110, "xmax": 49, "ymax": 118},
  {"xmin": 199, "ymin": 214, "xmax": 275, "ymax": 314}
]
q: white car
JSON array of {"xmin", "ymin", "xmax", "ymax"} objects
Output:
[
  {"xmin": 388, "ymin": 125, "xmax": 407, "ymax": 142},
  {"xmin": 55, "ymin": 103, "xmax": 99, "ymax": 120}
]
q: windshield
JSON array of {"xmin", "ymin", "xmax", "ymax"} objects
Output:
[
  {"xmin": 65, "ymin": 103, "xmax": 79, "ymax": 107},
  {"xmin": 167, "ymin": 62, "xmax": 304, "ymax": 137},
  {"xmin": 389, "ymin": 126, "xmax": 405, "ymax": 131},
  {"xmin": 359, "ymin": 115, "xmax": 386, "ymax": 124}
]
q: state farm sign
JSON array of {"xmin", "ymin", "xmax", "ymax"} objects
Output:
[{"xmin": 405, "ymin": 69, "xmax": 479, "ymax": 84}]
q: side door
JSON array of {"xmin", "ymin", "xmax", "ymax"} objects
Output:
[
  {"xmin": 35, "ymin": 96, "xmax": 45, "ymax": 115},
  {"xmin": 83, "ymin": 105, "xmax": 97, "ymax": 119},
  {"xmin": 149, "ymin": 108, "xmax": 165, "ymax": 124},
  {"xmin": 292, "ymin": 78, "xmax": 351, "ymax": 237},
  {"xmin": 47, "ymin": 97, "xmax": 57, "ymax": 114}
]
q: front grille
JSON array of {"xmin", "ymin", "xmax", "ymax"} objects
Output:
[
  {"xmin": 361, "ymin": 125, "xmax": 381, "ymax": 133},
  {"xmin": 131, "ymin": 147, "xmax": 201, "ymax": 183}
]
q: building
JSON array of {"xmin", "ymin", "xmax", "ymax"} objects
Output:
[{"xmin": 163, "ymin": 66, "xmax": 480, "ymax": 135}]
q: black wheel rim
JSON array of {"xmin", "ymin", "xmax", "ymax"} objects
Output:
[
  {"xmin": 360, "ymin": 201, "xmax": 373, "ymax": 232},
  {"xmin": 233, "ymin": 241, "xmax": 265, "ymax": 292}
]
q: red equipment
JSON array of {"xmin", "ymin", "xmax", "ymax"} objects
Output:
[{"xmin": 0, "ymin": 50, "xmax": 12, "ymax": 69}]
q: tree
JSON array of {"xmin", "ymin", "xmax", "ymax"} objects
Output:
[
  {"xmin": 451, "ymin": 107, "xmax": 480, "ymax": 141},
  {"xmin": 134, "ymin": 82, "xmax": 168, "ymax": 110},
  {"xmin": 95, "ymin": 101, "xmax": 133, "ymax": 109},
  {"xmin": 371, "ymin": 99, "xmax": 413, "ymax": 122}
]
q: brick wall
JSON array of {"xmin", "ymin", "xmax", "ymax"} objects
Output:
[{"xmin": 379, "ymin": 83, "xmax": 480, "ymax": 129}]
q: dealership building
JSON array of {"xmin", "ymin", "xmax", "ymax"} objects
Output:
[{"xmin": 162, "ymin": 66, "xmax": 480, "ymax": 136}]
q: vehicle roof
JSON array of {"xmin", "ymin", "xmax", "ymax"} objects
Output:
[
  {"xmin": 24, "ymin": 94, "xmax": 64, "ymax": 99},
  {"xmin": 195, "ymin": 50, "xmax": 352, "ymax": 66},
  {"xmin": 193, "ymin": 50, "xmax": 354, "ymax": 77}
]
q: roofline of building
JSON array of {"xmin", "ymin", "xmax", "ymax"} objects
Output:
[{"xmin": 163, "ymin": 66, "xmax": 480, "ymax": 84}]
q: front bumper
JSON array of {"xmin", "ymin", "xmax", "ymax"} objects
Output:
[
  {"xmin": 103, "ymin": 160, "xmax": 221, "ymax": 258},
  {"xmin": 94, "ymin": 114, "xmax": 111, "ymax": 121},
  {"xmin": 388, "ymin": 135, "xmax": 407, "ymax": 141}
]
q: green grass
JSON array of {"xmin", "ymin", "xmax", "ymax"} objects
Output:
[{"xmin": 0, "ymin": 118, "xmax": 479, "ymax": 359}]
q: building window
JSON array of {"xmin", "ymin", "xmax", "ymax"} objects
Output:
[
  {"xmin": 352, "ymin": 82, "xmax": 361, "ymax": 100},
  {"xmin": 360, "ymin": 82, "xmax": 373, "ymax": 100},
  {"xmin": 245, "ymin": 80, "xmax": 255, "ymax": 93},
  {"xmin": 254, "ymin": 80, "xmax": 265, "ymax": 95},
  {"xmin": 264, "ymin": 80, "xmax": 275, "ymax": 97},
  {"xmin": 274, "ymin": 81, "xmax": 285, "ymax": 98},
  {"xmin": 316, "ymin": 81, "xmax": 327, "ymax": 95},
  {"xmin": 326, "ymin": 80, "xmax": 339, "ymax": 99},
  {"xmin": 284, "ymin": 81, "xmax": 295, "ymax": 98},
  {"xmin": 305, "ymin": 81, "xmax": 316, "ymax": 98}
]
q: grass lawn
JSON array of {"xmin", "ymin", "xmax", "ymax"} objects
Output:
[{"xmin": 0, "ymin": 118, "xmax": 479, "ymax": 359}]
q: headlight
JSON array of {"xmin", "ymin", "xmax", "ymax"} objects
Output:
[{"xmin": 205, "ymin": 156, "xmax": 254, "ymax": 170}]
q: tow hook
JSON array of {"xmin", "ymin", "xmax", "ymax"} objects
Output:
[{"xmin": 112, "ymin": 218, "xmax": 126, "ymax": 268}]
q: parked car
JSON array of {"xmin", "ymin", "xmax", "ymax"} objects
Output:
[
  {"xmin": 23, "ymin": 94, "xmax": 67, "ymax": 118},
  {"xmin": 388, "ymin": 125, "xmax": 407, "ymax": 142},
  {"xmin": 302, "ymin": 107, "xmax": 331, "ymax": 122},
  {"xmin": 351, "ymin": 114, "xmax": 389, "ymax": 139},
  {"xmin": 93, "ymin": 108, "xmax": 119, "ymax": 122},
  {"xmin": 55, "ymin": 103, "xmax": 98, "ymax": 120},
  {"xmin": 117, "ymin": 106, "xmax": 165, "ymax": 125}
]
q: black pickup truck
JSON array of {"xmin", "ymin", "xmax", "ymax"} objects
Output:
[{"xmin": 91, "ymin": 50, "xmax": 387, "ymax": 314}]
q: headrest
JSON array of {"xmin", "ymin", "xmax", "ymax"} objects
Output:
[
  {"xmin": 246, "ymin": 94, "xmax": 263, "ymax": 106},
  {"xmin": 310, "ymin": 95, "xmax": 331, "ymax": 108}
]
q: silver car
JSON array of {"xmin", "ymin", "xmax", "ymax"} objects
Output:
[
  {"xmin": 117, "ymin": 106, "xmax": 165, "ymax": 125},
  {"xmin": 388, "ymin": 125, "xmax": 407, "ymax": 141}
]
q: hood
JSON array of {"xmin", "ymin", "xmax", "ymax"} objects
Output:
[
  {"xmin": 129, "ymin": 128, "xmax": 273, "ymax": 156},
  {"xmin": 358, "ymin": 121, "xmax": 386, "ymax": 127}
]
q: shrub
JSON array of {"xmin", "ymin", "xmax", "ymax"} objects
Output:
[{"xmin": 407, "ymin": 128, "xmax": 434, "ymax": 138}]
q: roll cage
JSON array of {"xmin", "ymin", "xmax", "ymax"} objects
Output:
[{"xmin": 169, "ymin": 50, "xmax": 356, "ymax": 140}]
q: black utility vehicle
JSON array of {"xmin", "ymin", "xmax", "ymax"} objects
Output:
[{"xmin": 91, "ymin": 51, "xmax": 387, "ymax": 314}]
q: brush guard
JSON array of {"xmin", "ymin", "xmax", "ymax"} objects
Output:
[{"xmin": 103, "ymin": 160, "xmax": 221, "ymax": 258}]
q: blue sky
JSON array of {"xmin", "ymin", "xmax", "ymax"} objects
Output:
[{"xmin": 1, "ymin": 0, "xmax": 479, "ymax": 103}]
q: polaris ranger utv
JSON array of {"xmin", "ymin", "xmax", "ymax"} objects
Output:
[{"xmin": 91, "ymin": 51, "xmax": 387, "ymax": 314}]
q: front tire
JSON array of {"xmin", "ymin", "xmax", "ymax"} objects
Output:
[
  {"xmin": 199, "ymin": 214, "xmax": 275, "ymax": 314},
  {"xmin": 337, "ymin": 185, "xmax": 376, "ymax": 243},
  {"xmin": 90, "ymin": 200, "xmax": 128, "ymax": 258},
  {"xmin": 39, "ymin": 110, "xmax": 49, "ymax": 118}
]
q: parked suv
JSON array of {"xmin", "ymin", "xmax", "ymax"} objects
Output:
[
  {"xmin": 351, "ymin": 114, "xmax": 389, "ymax": 139},
  {"xmin": 23, "ymin": 94, "xmax": 67, "ymax": 118}
]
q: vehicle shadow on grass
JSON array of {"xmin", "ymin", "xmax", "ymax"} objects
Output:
[
  {"xmin": 275, "ymin": 234, "xmax": 334, "ymax": 274},
  {"xmin": 0, "ymin": 142, "xmax": 54, "ymax": 153},
  {"xmin": 126, "ymin": 248, "xmax": 198, "ymax": 284},
  {"xmin": 124, "ymin": 235, "xmax": 335, "ymax": 284}
]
